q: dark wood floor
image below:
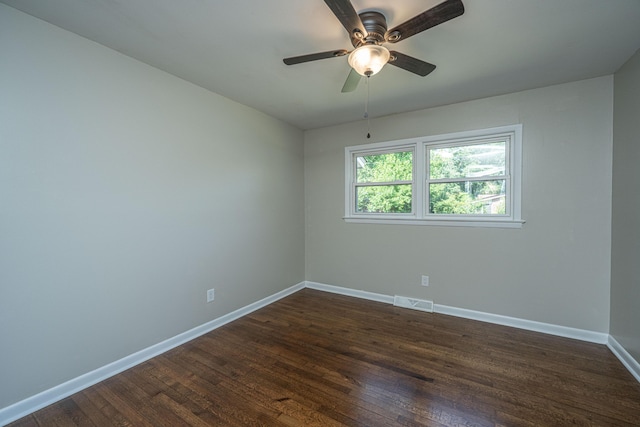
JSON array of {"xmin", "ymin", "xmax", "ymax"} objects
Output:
[{"xmin": 9, "ymin": 288, "xmax": 640, "ymax": 426}]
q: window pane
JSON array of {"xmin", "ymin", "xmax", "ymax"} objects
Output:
[
  {"xmin": 356, "ymin": 184, "xmax": 412, "ymax": 213},
  {"xmin": 429, "ymin": 180, "xmax": 506, "ymax": 214},
  {"xmin": 429, "ymin": 142, "xmax": 506, "ymax": 180},
  {"xmin": 356, "ymin": 151, "xmax": 412, "ymax": 183}
]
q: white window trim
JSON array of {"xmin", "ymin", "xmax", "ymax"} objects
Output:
[
  {"xmin": 349, "ymin": 144, "xmax": 417, "ymax": 217},
  {"xmin": 344, "ymin": 124, "xmax": 524, "ymax": 228}
]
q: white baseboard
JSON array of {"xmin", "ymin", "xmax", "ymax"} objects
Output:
[
  {"xmin": 607, "ymin": 336, "xmax": 640, "ymax": 383},
  {"xmin": 0, "ymin": 282, "xmax": 306, "ymax": 427},
  {"xmin": 305, "ymin": 281, "xmax": 394, "ymax": 304},
  {"xmin": 434, "ymin": 304, "xmax": 609, "ymax": 344}
]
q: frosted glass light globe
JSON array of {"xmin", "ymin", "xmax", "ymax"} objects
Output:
[{"xmin": 348, "ymin": 45, "xmax": 390, "ymax": 77}]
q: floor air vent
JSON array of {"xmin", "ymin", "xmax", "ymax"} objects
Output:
[{"xmin": 393, "ymin": 296, "xmax": 434, "ymax": 313}]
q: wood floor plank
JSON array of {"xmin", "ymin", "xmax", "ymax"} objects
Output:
[
  {"xmin": 8, "ymin": 288, "xmax": 640, "ymax": 426},
  {"xmin": 70, "ymin": 391, "xmax": 118, "ymax": 427},
  {"xmin": 3, "ymin": 416, "xmax": 40, "ymax": 427},
  {"xmin": 92, "ymin": 382, "xmax": 154, "ymax": 427},
  {"xmin": 76, "ymin": 387, "xmax": 130, "ymax": 427},
  {"xmin": 32, "ymin": 400, "xmax": 86, "ymax": 427}
]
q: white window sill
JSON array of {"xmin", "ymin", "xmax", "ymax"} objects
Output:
[{"xmin": 343, "ymin": 217, "xmax": 525, "ymax": 228}]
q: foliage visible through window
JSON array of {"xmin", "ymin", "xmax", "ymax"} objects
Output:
[
  {"xmin": 345, "ymin": 125, "xmax": 522, "ymax": 227},
  {"xmin": 355, "ymin": 150, "xmax": 413, "ymax": 213},
  {"xmin": 428, "ymin": 141, "xmax": 507, "ymax": 215}
]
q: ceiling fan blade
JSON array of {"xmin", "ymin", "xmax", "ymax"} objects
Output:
[
  {"xmin": 385, "ymin": 0, "xmax": 464, "ymax": 43},
  {"xmin": 324, "ymin": 0, "xmax": 367, "ymax": 40},
  {"xmin": 388, "ymin": 51, "xmax": 436, "ymax": 76},
  {"xmin": 341, "ymin": 68, "xmax": 361, "ymax": 93},
  {"xmin": 283, "ymin": 49, "xmax": 349, "ymax": 65}
]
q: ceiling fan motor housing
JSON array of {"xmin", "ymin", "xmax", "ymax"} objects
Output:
[{"xmin": 353, "ymin": 11, "xmax": 387, "ymax": 46}]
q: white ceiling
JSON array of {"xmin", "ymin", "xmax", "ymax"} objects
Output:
[{"xmin": 3, "ymin": 0, "xmax": 640, "ymax": 130}]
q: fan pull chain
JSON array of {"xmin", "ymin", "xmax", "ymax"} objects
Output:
[{"xmin": 364, "ymin": 76, "xmax": 371, "ymax": 139}]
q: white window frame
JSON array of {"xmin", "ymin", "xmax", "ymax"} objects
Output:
[
  {"xmin": 350, "ymin": 145, "xmax": 416, "ymax": 217},
  {"xmin": 344, "ymin": 124, "xmax": 524, "ymax": 228}
]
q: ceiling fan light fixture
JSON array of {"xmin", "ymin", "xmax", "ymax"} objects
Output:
[{"xmin": 348, "ymin": 44, "xmax": 390, "ymax": 77}]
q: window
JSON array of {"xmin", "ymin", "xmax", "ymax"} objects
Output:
[
  {"xmin": 427, "ymin": 139, "xmax": 507, "ymax": 215},
  {"xmin": 345, "ymin": 125, "xmax": 523, "ymax": 228},
  {"xmin": 355, "ymin": 148, "xmax": 414, "ymax": 214}
]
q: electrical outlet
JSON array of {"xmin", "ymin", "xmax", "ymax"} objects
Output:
[
  {"xmin": 206, "ymin": 288, "xmax": 215, "ymax": 303},
  {"xmin": 421, "ymin": 275, "xmax": 429, "ymax": 286}
]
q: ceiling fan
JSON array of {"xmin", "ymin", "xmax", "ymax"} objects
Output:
[{"xmin": 283, "ymin": 0, "xmax": 465, "ymax": 93}]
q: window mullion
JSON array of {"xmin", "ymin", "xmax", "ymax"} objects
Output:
[{"xmin": 416, "ymin": 142, "xmax": 424, "ymax": 218}]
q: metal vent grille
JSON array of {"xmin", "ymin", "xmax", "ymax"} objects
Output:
[{"xmin": 393, "ymin": 295, "xmax": 434, "ymax": 313}]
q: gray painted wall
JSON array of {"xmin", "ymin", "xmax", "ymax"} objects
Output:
[
  {"xmin": 0, "ymin": 5, "xmax": 304, "ymax": 409},
  {"xmin": 305, "ymin": 77, "xmax": 613, "ymax": 333},
  {"xmin": 611, "ymin": 48, "xmax": 640, "ymax": 363}
]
